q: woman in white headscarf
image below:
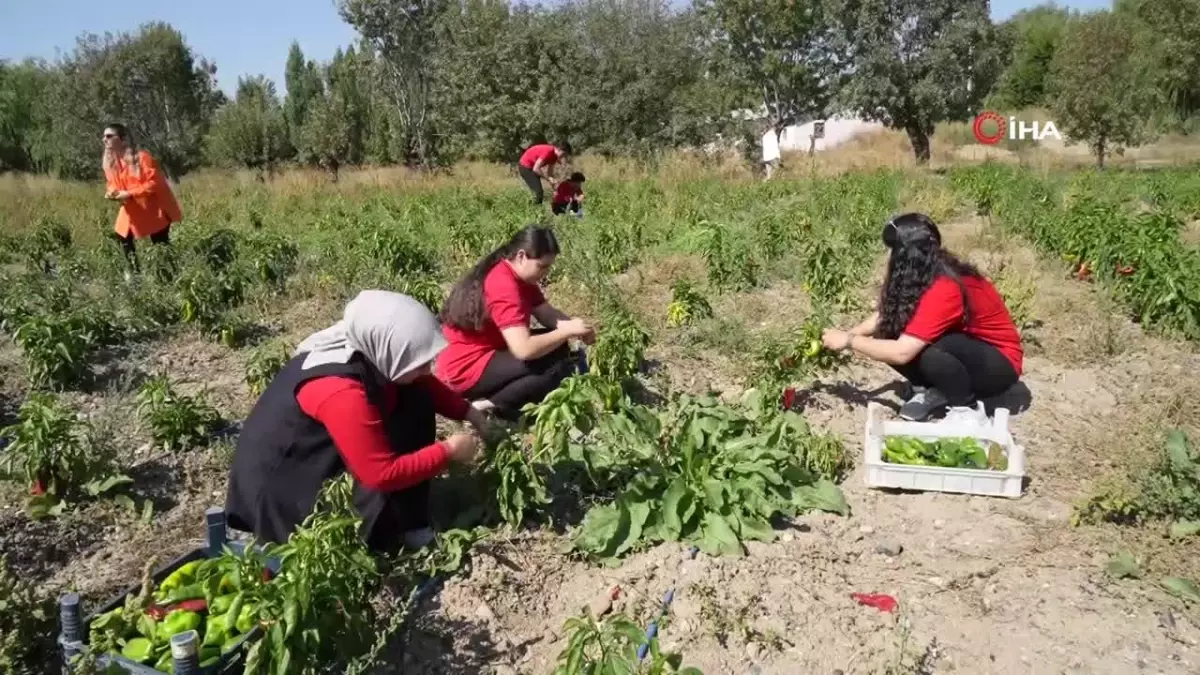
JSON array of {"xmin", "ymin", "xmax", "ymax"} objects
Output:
[{"xmin": 225, "ymin": 290, "xmax": 490, "ymax": 552}]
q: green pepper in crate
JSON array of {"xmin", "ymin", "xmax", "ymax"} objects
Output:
[
  {"xmin": 154, "ymin": 648, "xmax": 172, "ymax": 673},
  {"xmin": 200, "ymin": 645, "xmax": 221, "ymax": 667},
  {"xmin": 235, "ymin": 603, "xmax": 257, "ymax": 634},
  {"xmin": 159, "ymin": 560, "xmax": 203, "ymax": 592},
  {"xmin": 160, "ymin": 582, "xmax": 206, "ymax": 605},
  {"xmin": 121, "ymin": 637, "xmax": 154, "ymax": 663},
  {"xmin": 160, "ymin": 610, "xmax": 202, "ymax": 640},
  {"xmin": 223, "ymin": 592, "xmax": 244, "ymax": 634},
  {"xmin": 210, "ymin": 592, "xmax": 237, "ymax": 615},
  {"xmin": 204, "ymin": 614, "xmax": 230, "ymax": 647}
]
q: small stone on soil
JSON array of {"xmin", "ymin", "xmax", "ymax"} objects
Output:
[
  {"xmin": 475, "ymin": 602, "xmax": 496, "ymax": 621},
  {"xmin": 588, "ymin": 592, "xmax": 613, "ymax": 618},
  {"xmin": 874, "ymin": 541, "xmax": 903, "ymax": 557}
]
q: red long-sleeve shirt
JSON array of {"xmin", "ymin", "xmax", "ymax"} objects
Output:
[{"xmin": 296, "ymin": 374, "xmax": 469, "ymax": 492}]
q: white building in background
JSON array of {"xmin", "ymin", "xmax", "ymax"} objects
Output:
[{"xmin": 774, "ymin": 115, "xmax": 888, "ymax": 153}]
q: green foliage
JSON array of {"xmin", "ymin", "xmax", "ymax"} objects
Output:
[
  {"xmin": 990, "ymin": 5, "xmax": 1072, "ymax": 109},
  {"xmin": 572, "ymin": 392, "xmax": 849, "ymax": 563},
  {"xmin": 552, "ymin": 608, "xmax": 702, "ymax": 675},
  {"xmin": 832, "ymin": 0, "xmax": 1000, "ymax": 163},
  {"xmin": 245, "ymin": 341, "xmax": 293, "ymax": 397},
  {"xmin": 0, "ymin": 393, "xmax": 132, "ymax": 519},
  {"xmin": 1073, "ymin": 430, "xmax": 1200, "ymax": 529},
  {"xmin": 666, "ymin": 279, "xmax": 714, "ymax": 328},
  {"xmin": 1049, "ymin": 11, "xmax": 1160, "ymax": 167},
  {"xmin": 136, "ymin": 374, "xmax": 222, "ymax": 452},
  {"xmin": 590, "ymin": 305, "xmax": 650, "ymax": 385},
  {"xmin": 0, "ymin": 557, "xmax": 56, "ymax": 674},
  {"xmin": 205, "ymin": 76, "xmax": 289, "ymax": 175}
]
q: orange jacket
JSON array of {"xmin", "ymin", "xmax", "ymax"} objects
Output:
[{"xmin": 104, "ymin": 150, "xmax": 183, "ymax": 239}]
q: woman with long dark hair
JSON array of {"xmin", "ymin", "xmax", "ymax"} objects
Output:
[
  {"xmin": 821, "ymin": 213, "xmax": 1023, "ymax": 425},
  {"xmin": 436, "ymin": 225, "xmax": 594, "ymax": 420},
  {"xmin": 102, "ymin": 123, "xmax": 182, "ymax": 279}
]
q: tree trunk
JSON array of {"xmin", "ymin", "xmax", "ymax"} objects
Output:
[
  {"xmin": 1095, "ymin": 135, "xmax": 1107, "ymax": 169},
  {"xmin": 906, "ymin": 126, "xmax": 931, "ymax": 164}
]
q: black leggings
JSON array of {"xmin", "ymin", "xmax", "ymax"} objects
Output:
[
  {"xmin": 465, "ymin": 330, "xmax": 574, "ymax": 419},
  {"xmin": 114, "ymin": 225, "xmax": 172, "ymax": 271},
  {"xmin": 519, "ymin": 166, "xmax": 545, "ymax": 204},
  {"xmin": 552, "ymin": 200, "xmax": 581, "ymax": 215},
  {"xmin": 891, "ymin": 333, "xmax": 1018, "ymax": 407}
]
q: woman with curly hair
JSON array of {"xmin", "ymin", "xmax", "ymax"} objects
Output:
[{"xmin": 821, "ymin": 213, "xmax": 1023, "ymax": 425}]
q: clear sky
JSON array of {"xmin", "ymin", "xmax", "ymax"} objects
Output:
[{"xmin": 2, "ymin": 0, "xmax": 1115, "ymax": 97}]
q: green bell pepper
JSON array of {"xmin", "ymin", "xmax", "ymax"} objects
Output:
[
  {"xmin": 210, "ymin": 592, "xmax": 237, "ymax": 615},
  {"xmin": 235, "ymin": 603, "xmax": 257, "ymax": 634},
  {"xmin": 159, "ymin": 560, "xmax": 203, "ymax": 593},
  {"xmin": 160, "ymin": 610, "xmax": 202, "ymax": 640},
  {"xmin": 223, "ymin": 592, "xmax": 244, "ymax": 634},
  {"xmin": 121, "ymin": 637, "xmax": 154, "ymax": 664},
  {"xmin": 203, "ymin": 615, "xmax": 230, "ymax": 647}
]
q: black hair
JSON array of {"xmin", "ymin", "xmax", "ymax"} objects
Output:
[
  {"xmin": 568, "ymin": 171, "xmax": 585, "ymax": 183},
  {"xmin": 875, "ymin": 212, "xmax": 984, "ymax": 339},
  {"xmin": 440, "ymin": 225, "xmax": 561, "ymax": 332},
  {"xmin": 104, "ymin": 123, "xmax": 130, "ymax": 139},
  {"xmin": 559, "ymin": 142, "xmax": 574, "ymax": 156}
]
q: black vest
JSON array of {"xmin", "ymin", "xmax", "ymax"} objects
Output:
[{"xmin": 225, "ymin": 353, "xmax": 436, "ymax": 552}]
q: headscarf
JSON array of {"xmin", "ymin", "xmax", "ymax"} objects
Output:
[{"xmin": 295, "ymin": 290, "xmax": 446, "ymax": 381}]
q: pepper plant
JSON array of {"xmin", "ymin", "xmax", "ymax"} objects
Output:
[
  {"xmin": 552, "ymin": 608, "xmax": 702, "ymax": 675},
  {"xmin": 136, "ymin": 374, "xmax": 223, "ymax": 452}
]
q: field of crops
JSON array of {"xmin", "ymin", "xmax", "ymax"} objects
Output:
[{"xmin": 1, "ymin": 159, "xmax": 1200, "ymax": 674}]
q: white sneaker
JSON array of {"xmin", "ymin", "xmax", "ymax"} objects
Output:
[
  {"xmin": 402, "ymin": 527, "xmax": 436, "ymax": 549},
  {"xmin": 941, "ymin": 403, "xmax": 990, "ymax": 430},
  {"xmin": 899, "ymin": 387, "xmax": 948, "ymax": 421}
]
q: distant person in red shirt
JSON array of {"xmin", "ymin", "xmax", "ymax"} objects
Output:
[
  {"xmin": 822, "ymin": 213, "xmax": 1023, "ymax": 426},
  {"xmin": 552, "ymin": 172, "xmax": 585, "ymax": 216},
  {"xmin": 225, "ymin": 290, "xmax": 491, "ymax": 553},
  {"xmin": 518, "ymin": 142, "xmax": 572, "ymax": 204},
  {"xmin": 437, "ymin": 225, "xmax": 595, "ymax": 420}
]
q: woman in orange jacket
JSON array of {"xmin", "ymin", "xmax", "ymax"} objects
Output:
[{"xmin": 102, "ymin": 123, "xmax": 182, "ymax": 277}]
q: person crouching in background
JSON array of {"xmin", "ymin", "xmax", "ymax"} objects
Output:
[{"xmin": 552, "ymin": 172, "xmax": 585, "ymax": 217}]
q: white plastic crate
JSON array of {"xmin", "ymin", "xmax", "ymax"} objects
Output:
[{"xmin": 862, "ymin": 401, "xmax": 1026, "ymax": 498}]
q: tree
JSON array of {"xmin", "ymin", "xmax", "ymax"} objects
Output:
[
  {"xmin": 283, "ymin": 42, "xmax": 323, "ymax": 153},
  {"xmin": 1048, "ymin": 11, "xmax": 1158, "ymax": 168},
  {"xmin": 990, "ymin": 5, "xmax": 1071, "ymax": 109},
  {"xmin": 301, "ymin": 91, "xmax": 353, "ymax": 180},
  {"xmin": 0, "ymin": 60, "xmax": 53, "ymax": 172},
  {"xmin": 205, "ymin": 76, "xmax": 289, "ymax": 178},
  {"xmin": 832, "ymin": 0, "xmax": 999, "ymax": 163},
  {"xmin": 1116, "ymin": 0, "xmax": 1200, "ymax": 124},
  {"xmin": 72, "ymin": 24, "xmax": 221, "ymax": 179},
  {"xmin": 338, "ymin": 0, "xmax": 449, "ymax": 167},
  {"xmin": 699, "ymin": 0, "xmax": 841, "ymax": 156}
]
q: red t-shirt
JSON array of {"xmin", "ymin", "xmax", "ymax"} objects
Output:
[
  {"xmin": 519, "ymin": 144, "xmax": 560, "ymax": 170},
  {"xmin": 295, "ymin": 374, "xmax": 470, "ymax": 492},
  {"xmin": 553, "ymin": 181, "xmax": 582, "ymax": 205},
  {"xmin": 436, "ymin": 261, "xmax": 547, "ymax": 391},
  {"xmin": 903, "ymin": 275, "xmax": 1024, "ymax": 375}
]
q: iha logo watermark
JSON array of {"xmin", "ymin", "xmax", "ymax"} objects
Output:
[{"xmin": 972, "ymin": 111, "xmax": 1062, "ymax": 144}]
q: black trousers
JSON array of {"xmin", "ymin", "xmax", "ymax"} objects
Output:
[
  {"xmin": 465, "ymin": 328, "xmax": 574, "ymax": 419},
  {"xmin": 519, "ymin": 166, "xmax": 545, "ymax": 204},
  {"xmin": 891, "ymin": 333, "xmax": 1018, "ymax": 407},
  {"xmin": 114, "ymin": 225, "xmax": 172, "ymax": 272},
  {"xmin": 552, "ymin": 199, "xmax": 581, "ymax": 215}
]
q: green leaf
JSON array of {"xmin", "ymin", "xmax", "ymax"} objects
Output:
[
  {"xmin": 613, "ymin": 500, "xmax": 650, "ymax": 557},
  {"xmin": 574, "ymin": 503, "xmax": 624, "ymax": 556},
  {"xmin": 1166, "ymin": 429, "xmax": 1191, "ymax": 472},
  {"xmin": 1169, "ymin": 520, "xmax": 1200, "ymax": 539},
  {"xmin": 661, "ymin": 479, "xmax": 689, "ymax": 541},
  {"xmin": 738, "ymin": 513, "xmax": 776, "ymax": 542},
  {"xmin": 701, "ymin": 479, "xmax": 726, "ymax": 511},
  {"xmin": 793, "ymin": 479, "xmax": 850, "ymax": 516},
  {"xmin": 696, "ymin": 512, "xmax": 742, "ymax": 557},
  {"xmin": 1161, "ymin": 577, "xmax": 1200, "ymax": 604},
  {"xmin": 1104, "ymin": 551, "xmax": 1142, "ymax": 579}
]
